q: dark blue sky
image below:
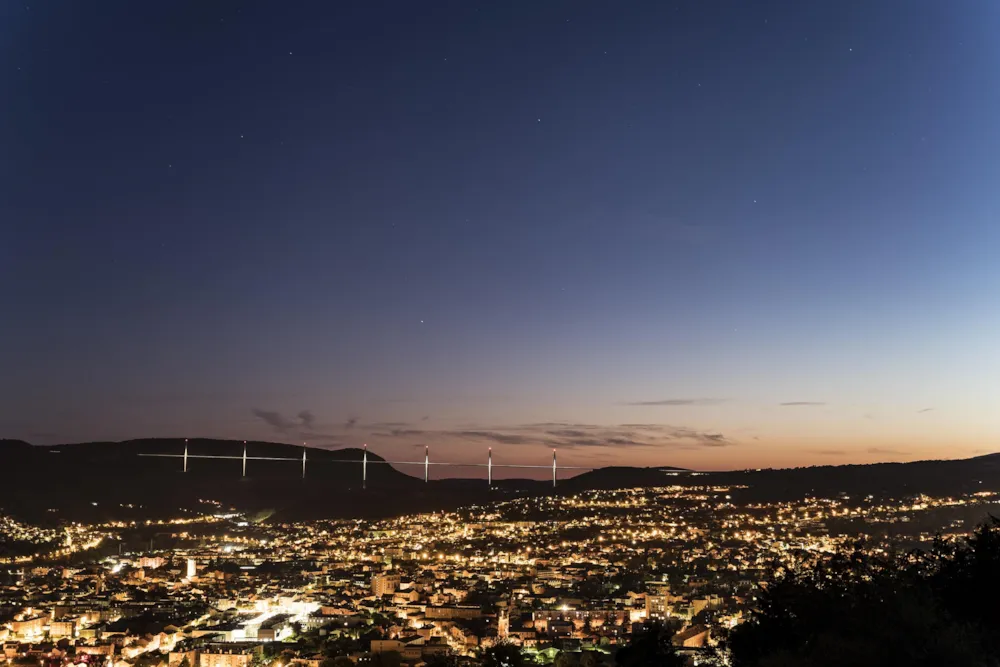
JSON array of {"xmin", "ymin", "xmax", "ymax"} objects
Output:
[{"xmin": 3, "ymin": 1, "xmax": 999, "ymax": 473}]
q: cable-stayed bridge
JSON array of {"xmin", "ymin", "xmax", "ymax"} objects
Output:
[{"xmin": 138, "ymin": 440, "xmax": 594, "ymax": 488}]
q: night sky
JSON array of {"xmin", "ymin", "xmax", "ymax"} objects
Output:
[{"xmin": 3, "ymin": 1, "xmax": 999, "ymax": 475}]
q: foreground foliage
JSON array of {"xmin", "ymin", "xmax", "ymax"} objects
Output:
[{"xmin": 728, "ymin": 518, "xmax": 1000, "ymax": 667}]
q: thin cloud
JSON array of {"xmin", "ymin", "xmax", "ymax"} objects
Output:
[
  {"xmin": 251, "ymin": 408, "xmax": 296, "ymax": 433},
  {"xmin": 663, "ymin": 427, "xmax": 732, "ymax": 447},
  {"xmin": 546, "ymin": 429, "xmax": 591, "ymax": 438},
  {"xmin": 868, "ymin": 447, "xmax": 910, "ymax": 456},
  {"xmin": 623, "ymin": 398, "xmax": 727, "ymax": 406},
  {"xmin": 251, "ymin": 408, "xmax": 342, "ymax": 443},
  {"xmin": 700, "ymin": 433, "xmax": 731, "ymax": 447},
  {"xmin": 457, "ymin": 431, "xmax": 536, "ymax": 445},
  {"xmin": 297, "ymin": 410, "xmax": 316, "ymax": 429},
  {"xmin": 561, "ymin": 438, "xmax": 606, "ymax": 448},
  {"xmin": 917, "ymin": 408, "xmax": 934, "ymax": 413},
  {"xmin": 779, "ymin": 401, "xmax": 826, "ymax": 406},
  {"xmin": 813, "ymin": 449, "xmax": 846, "ymax": 457},
  {"xmin": 385, "ymin": 429, "xmax": 426, "ymax": 437},
  {"xmin": 375, "ymin": 422, "xmax": 735, "ymax": 450}
]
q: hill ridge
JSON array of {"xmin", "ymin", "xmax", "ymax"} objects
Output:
[{"xmin": 2, "ymin": 436, "xmax": 999, "ymax": 524}]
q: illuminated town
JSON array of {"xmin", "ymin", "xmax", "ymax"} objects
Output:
[{"xmin": 1, "ymin": 483, "xmax": 997, "ymax": 667}]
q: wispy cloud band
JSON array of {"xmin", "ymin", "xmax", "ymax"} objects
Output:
[{"xmin": 623, "ymin": 398, "xmax": 728, "ymax": 406}]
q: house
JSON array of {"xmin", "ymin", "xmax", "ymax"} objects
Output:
[{"xmin": 673, "ymin": 625, "xmax": 709, "ymax": 648}]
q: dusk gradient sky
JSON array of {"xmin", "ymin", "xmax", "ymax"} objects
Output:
[{"xmin": 3, "ymin": 1, "xmax": 1000, "ymax": 475}]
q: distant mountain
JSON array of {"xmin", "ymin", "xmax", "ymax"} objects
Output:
[
  {"xmin": 0, "ymin": 439, "xmax": 33, "ymax": 449},
  {"xmin": 558, "ymin": 465, "xmax": 691, "ymax": 491},
  {"xmin": 713, "ymin": 455, "xmax": 1000, "ymax": 503},
  {"xmin": 1, "ymin": 438, "xmax": 998, "ymax": 524},
  {"xmin": 0, "ymin": 438, "xmax": 421, "ymax": 523}
]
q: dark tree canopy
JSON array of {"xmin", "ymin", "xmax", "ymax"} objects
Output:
[
  {"xmin": 360, "ymin": 651, "xmax": 402, "ymax": 667},
  {"xmin": 482, "ymin": 641, "xmax": 526, "ymax": 667},
  {"xmin": 728, "ymin": 518, "xmax": 1000, "ymax": 667},
  {"xmin": 615, "ymin": 621, "xmax": 687, "ymax": 667},
  {"xmin": 327, "ymin": 658, "xmax": 354, "ymax": 667},
  {"xmin": 423, "ymin": 653, "xmax": 460, "ymax": 667}
]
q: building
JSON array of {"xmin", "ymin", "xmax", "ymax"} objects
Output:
[
  {"xmin": 371, "ymin": 637, "xmax": 449, "ymax": 662},
  {"xmin": 371, "ymin": 573, "xmax": 401, "ymax": 597},
  {"xmin": 424, "ymin": 605, "xmax": 482, "ymax": 620},
  {"xmin": 168, "ymin": 650, "xmax": 198, "ymax": 667},
  {"xmin": 11, "ymin": 616, "xmax": 46, "ymax": 638},
  {"xmin": 50, "ymin": 618, "xmax": 79, "ymax": 638},
  {"xmin": 186, "ymin": 558, "xmax": 198, "ymax": 580},
  {"xmin": 201, "ymin": 652, "xmax": 250, "ymax": 667},
  {"xmin": 256, "ymin": 614, "xmax": 292, "ymax": 642},
  {"xmin": 497, "ymin": 608, "xmax": 509, "ymax": 639},
  {"xmin": 140, "ymin": 557, "xmax": 167, "ymax": 570},
  {"xmin": 673, "ymin": 624, "xmax": 710, "ymax": 648},
  {"xmin": 533, "ymin": 608, "xmax": 629, "ymax": 631},
  {"xmin": 370, "ymin": 640, "xmax": 405, "ymax": 654},
  {"xmin": 645, "ymin": 582, "xmax": 671, "ymax": 620},
  {"xmin": 198, "ymin": 645, "xmax": 260, "ymax": 667}
]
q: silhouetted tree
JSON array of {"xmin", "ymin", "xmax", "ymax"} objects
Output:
[
  {"xmin": 927, "ymin": 517, "xmax": 1000, "ymax": 656},
  {"xmin": 482, "ymin": 641, "xmax": 526, "ymax": 667},
  {"xmin": 423, "ymin": 653, "xmax": 460, "ymax": 667},
  {"xmin": 133, "ymin": 653, "xmax": 166, "ymax": 667},
  {"xmin": 727, "ymin": 519, "xmax": 1000, "ymax": 667},
  {"xmin": 554, "ymin": 651, "xmax": 579, "ymax": 667},
  {"xmin": 615, "ymin": 621, "xmax": 686, "ymax": 667},
  {"xmin": 321, "ymin": 658, "xmax": 353, "ymax": 667},
  {"xmin": 360, "ymin": 651, "xmax": 401, "ymax": 667}
]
